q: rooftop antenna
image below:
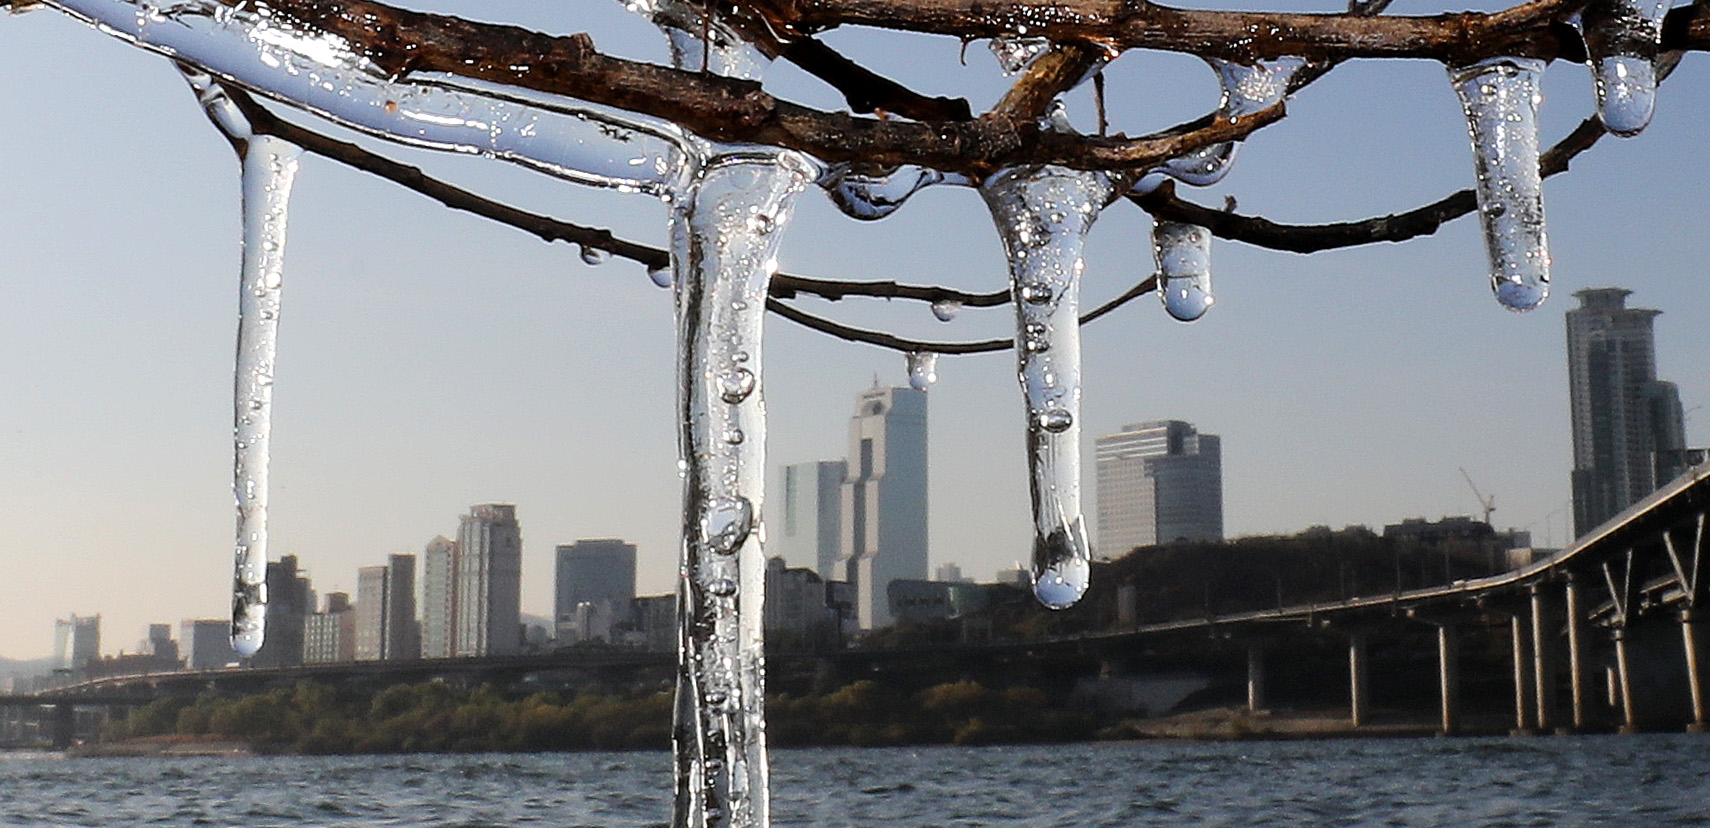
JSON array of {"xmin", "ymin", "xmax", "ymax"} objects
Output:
[{"xmin": 1459, "ymin": 467, "xmax": 1497, "ymax": 525}]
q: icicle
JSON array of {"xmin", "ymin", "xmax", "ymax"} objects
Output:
[
  {"xmin": 1449, "ymin": 57, "xmax": 1551, "ymax": 312},
  {"xmin": 1580, "ymin": 0, "xmax": 1671, "ymax": 136},
  {"xmin": 981, "ymin": 166, "xmax": 1114, "ymax": 610},
  {"xmin": 990, "ymin": 35, "xmax": 1051, "ymax": 74},
  {"xmin": 1152, "ymin": 221, "xmax": 1214, "ymax": 322},
  {"xmin": 1156, "ymin": 57, "xmax": 1304, "ymax": 187},
  {"xmin": 47, "ymin": 0, "xmax": 699, "ymax": 197},
  {"xmin": 822, "ymin": 166, "xmax": 946, "ymax": 221},
  {"xmin": 930, "ymin": 300, "xmax": 963, "ymax": 322},
  {"xmin": 906, "ymin": 351, "xmax": 939, "ymax": 390},
  {"xmin": 180, "ymin": 68, "xmax": 301, "ymax": 657}
]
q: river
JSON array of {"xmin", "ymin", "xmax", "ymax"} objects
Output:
[{"xmin": 2, "ymin": 735, "xmax": 1707, "ymax": 826}]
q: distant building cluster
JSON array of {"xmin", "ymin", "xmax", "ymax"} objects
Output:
[{"xmin": 1095, "ymin": 420, "xmax": 1224, "ymax": 554}]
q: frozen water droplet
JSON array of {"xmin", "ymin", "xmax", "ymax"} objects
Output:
[
  {"xmin": 707, "ymin": 578, "xmax": 738, "ymax": 597},
  {"xmin": 1152, "ymin": 221, "xmax": 1214, "ymax": 322},
  {"xmin": 1592, "ymin": 55, "xmax": 1657, "ymax": 136},
  {"xmin": 701, "ymin": 496, "xmax": 753, "ymax": 555},
  {"xmin": 580, "ymin": 244, "xmax": 611, "ymax": 265},
  {"xmin": 648, "ymin": 264, "xmax": 673, "ymax": 288},
  {"xmin": 722, "ymin": 427, "xmax": 745, "ymax": 444},
  {"xmin": 823, "ymin": 165, "xmax": 945, "ymax": 220},
  {"xmin": 1156, "ymin": 57, "xmax": 1304, "ymax": 187},
  {"xmin": 748, "ymin": 212, "xmax": 776, "ymax": 235},
  {"xmin": 906, "ymin": 351, "xmax": 938, "ymax": 390},
  {"xmin": 718, "ymin": 368, "xmax": 756, "ymax": 403},
  {"xmin": 1449, "ymin": 57, "xmax": 1551, "ymax": 312},
  {"xmin": 1032, "ymin": 518, "xmax": 1091, "ymax": 609},
  {"xmin": 1020, "ymin": 282, "xmax": 1053, "ymax": 304},
  {"xmin": 930, "ymin": 299, "xmax": 963, "ymax": 322},
  {"xmin": 1023, "ymin": 322, "xmax": 1051, "ymax": 353},
  {"xmin": 989, "ymin": 35, "xmax": 1050, "ymax": 75},
  {"xmin": 1033, "ymin": 408, "xmax": 1073, "ymax": 433},
  {"xmin": 1579, "ymin": 0, "xmax": 1668, "ymax": 137}
]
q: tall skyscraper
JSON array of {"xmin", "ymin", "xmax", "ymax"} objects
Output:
[
  {"xmin": 554, "ymin": 539, "xmax": 637, "ymax": 640},
  {"xmin": 455, "ymin": 504, "xmax": 523, "ymax": 656},
  {"xmin": 356, "ymin": 554, "xmax": 420, "ymax": 661},
  {"xmin": 251, "ymin": 555, "xmax": 313, "ymax": 668},
  {"xmin": 304, "ymin": 592, "xmax": 356, "ymax": 664},
  {"xmin": 420, "ymin": 535, "xmax": 459, "ymax": 659},
  {"xmin": 1567, "ymin": 288, "xmax": 1689, "ymax": 537},
  {"xmin": 1095, "ymin": 420, "xmax": 1223, "ymax": 554},
  {"xmin": 837, "ymin": 385, "xmax": 928, "ymax": 629},
  {"xmin": 772, "ymin": 460, "xmax": 846, "ymax": 577},
  {"xmin": 52, "ymin": 614, "xmax": 100, "ymax": 672}
]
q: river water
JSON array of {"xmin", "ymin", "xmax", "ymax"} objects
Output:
[{"xmin": 2, "ymin": 736, "xmax": 1707, "ymax": 827}]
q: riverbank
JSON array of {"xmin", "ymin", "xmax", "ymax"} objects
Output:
[{"xmin": 68, "ymin": 734, "xmax": 251, "ymax": 758}]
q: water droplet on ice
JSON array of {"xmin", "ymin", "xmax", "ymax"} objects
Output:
[
  {"xmin": 648, "ymin": 265, "xmax": 673, "ymax": 288},
  {"xmin": 824, "ymin": 165, "xmax": 944, "ymax": 220},
  {"xmin": 718, "ymin": 368, "xmax": 756, "ymax": 403},
  {"xmin": 1020, "ymin": 282, "xmax": 1053, "ymax": 304},
  {"xmin": 1033, "ymin": 408, "xmax": 1073, "ymax": 433},
  {"xmin": 906, "ymin": 351, "xmax": 938, "ymax": 390},
  {"xmin": 580, "ymin": 245, "xmax": 610, "ymax": 265},
  {"xmin": 930, "ymin": 299, "xmax": 963, "ymax": 322},
  {"xmin": 707, "ymin": 578, "xmax": 738, "ymax": 597},
  {"xmin": 701, "ymin": 496, "xmax": 753, "ymax": 554},
  {"xmin": 723, "ymin": 427, "xmax": 745, "ymax": 444}
]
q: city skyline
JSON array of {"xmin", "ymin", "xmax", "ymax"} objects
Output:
[{"xmin": 2, "ymin": 4, "xmax": 1709, "ymax": 660}]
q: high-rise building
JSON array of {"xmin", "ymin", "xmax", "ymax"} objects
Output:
[
  {"xmin": 1568, "ymin": 288, "xmax": 1690, "ymax": 537},
  {"xmin": 355, "ymin": 554, "xmax": 420, "ymax": 660},
  {"xmin": 837, "ymin": 385, "xmax": 929, "ymax": 629},
  {"xmin": 304, "ymin": 592, "xmax": 356, "ymax": 664},
  {"xmin": 772, "ymin": 460, "xmax": 847, "ymax": 577},
  {"xmin": 421, "ymin": 535, "xmax": 459, "ymax": 659},
  {"xmin": 52, "ymin": 614, "xmax": 100, "ymax": 672},
  {"xmin": 143, "ymin": 623, "xmax": 177, "ymax": 661},
  {"xmin": 1095, "ymin": 420, "xmax": 1223, "ymax": 553},
  {"xmin": 180, "ymin": 619, "xmax": 238, "ymax": 670},
  {"xmin": 554, "ymin": 539, "xmax": 636, "ymax": 641},
  {"xmin": 455, "ymin": 504, "xmax": 523, "ymax": 656},
  {"xmin": 250, "ymin": 555, "xmax": 313, "ymax": 667}
]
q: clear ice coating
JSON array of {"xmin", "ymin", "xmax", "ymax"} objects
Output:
[
  {"xmin": 46, "ymin": 0, "xmax": 699, "ymax": 197},
  {"xmin": 906, "ymin": 351, "xmax": 939, "ymax": 390},
  {"xmin": 180, "ymin": 69, "xmax": 301, "ymax": 657},
  {"xmin": 990, "ymin": 35, "xmax": 1051, "ymax": 75},
  {"xmin": 1155, "ymin": 57, "xmax": 1304, "ymax": 187},
  {"xmin": 981, "ymin": 166, "xmax": 1114, "ymax": 610},
  {"xmin": 822, "ymin": 166, "xmax": 947, "ymax": 221},
  {"xmin": 1449, "ymin": 57, "xmax": 1551, "ymax": 312},
  {"xmin": 1152, "ymin": 221, "xmax": 1215, "ymax": 322},
  {"xmin": 1579, "ymin": 0, "xmax": 1671, "ymax": 136}
]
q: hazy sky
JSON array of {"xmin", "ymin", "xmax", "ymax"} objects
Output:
[{"xmin": 0, "ymin": 1, "xmax": 1705, "ymax": 661}]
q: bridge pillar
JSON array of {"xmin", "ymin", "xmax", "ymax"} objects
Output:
[
  {"xmin": 1613, "ymin": 627, "xmax": 1638, "ymax": 733},
  {"xmin": 1510, "ymin": 614, "xmax": 1533, "ymax": 734},
  {"xmin": 1246, "ymin": 643, "xmax": 1267, "ymax": 713},
  {"xmin": 49, "ymin": 704, "xmax": 74, "ymax": 751},
  {"xmin": 1437, "ymin": 624, "xmax": 1460, "ymax": 736},
  {"xmin": 1348, "ymin": 631, "xmax": 1369, "ymax": 728},
  {"xmin": 1682, "ymin": 608, "xmax": 1706, "ymax": 733},
  {"xmin": 1530, "ymin": 585, "xmax": 1556, "ymax": 732},
  {"xmin": 1564, "ymin": 575, "xmax": 1587, "ymax": 731}
]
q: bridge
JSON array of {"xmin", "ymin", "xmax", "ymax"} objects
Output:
[{"xmin": 15, "ymin": 459, "xmax": 1708, "ymax": 742}]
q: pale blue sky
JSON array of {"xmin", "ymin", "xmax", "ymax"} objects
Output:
[{"xmin": 0, "ymin": 1, "xmax": 1704, "ymax": 660}]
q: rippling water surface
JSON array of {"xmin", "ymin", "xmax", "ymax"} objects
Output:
[{"xmin": 3, "ymin": 736, "xmax": 1708, "ymax": 827}]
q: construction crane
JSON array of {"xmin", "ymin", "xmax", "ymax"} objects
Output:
[{"xmin": 1459, "ymin": 467, "xmax": 1497, "ymax": 525}]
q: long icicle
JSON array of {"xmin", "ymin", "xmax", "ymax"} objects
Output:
[
  {"xmin": 1449, "ymin": 57, "xmax": 1551, "ymax": 312},
  {"xmin": 182, "ymin": 68, "xmax": 303, "ymax": 656},
  {"xmin": 627, "ymin": 6, "xmax": 810, "ymax": 825},
  {"xmin": 982, "ymin": 166, "xmax": 1115, "ymax": 610}
]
